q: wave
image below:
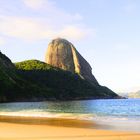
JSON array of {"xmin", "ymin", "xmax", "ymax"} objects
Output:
[
  {"xmin": 0, "ymin": 111, "xmax": 140, "ymax": 132},
  {"xmin": 0, "ymin": 111, "xmax": 140, "ymax": 122},
  {"xmin": 0, "ymin": 111, "xmax": 95, "ymax": 120}
]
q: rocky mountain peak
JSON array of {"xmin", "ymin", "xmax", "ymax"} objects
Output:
[{"xmin": 45, "ymin": 38, "xmax": 99, "ymax": 85}]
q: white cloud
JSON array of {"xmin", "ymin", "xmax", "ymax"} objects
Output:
[
  {"xmin": 23, "ymin": 0, "xmax": 48, "ymax": 10},
  {"xmin": 0, "ymin": 0, "xmax": 95, "ymax": 42},
  {"xmin": 0, "ymin": 16, "xmax": 94, "ymax": 41},
  {"xmin": 0, "ymin": 16, "xmax": 51, "ymax": 41},
  {"xmin": 22, "ymin": 0, "xmax": 83, "ymax": 22},
  {"xmin": 58, "ymin": 26, "xmax": 89, "ymax": 40}
]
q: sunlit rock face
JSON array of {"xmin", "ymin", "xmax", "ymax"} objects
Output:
[{"xmin": 45, "ymin": 38, "xmax": 99, "ymax": 85}]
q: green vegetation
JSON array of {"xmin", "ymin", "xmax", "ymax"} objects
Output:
[
  {"xmin": 15, "ymin": 60, "xmax": 118, "ymax": 100},
  {"xmin": 0, "ymin": 51, "xmax": 24, "ymax": 101},
  {"xmin": 15, "ymin": 60, "xmax": 59, "ymax": 71},
  {"xmin": 0, "ymin": 52, "xmax": 119, "ymax": 102}
]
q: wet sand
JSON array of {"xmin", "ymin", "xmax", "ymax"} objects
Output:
[{"xmin": 0, "ymin": 116, "xmax": 139, "ymax": 140}]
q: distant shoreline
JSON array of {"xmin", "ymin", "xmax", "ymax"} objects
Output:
[{"xmin": 0, "ymin": 97, "xmax": 127, "ymax": 103}]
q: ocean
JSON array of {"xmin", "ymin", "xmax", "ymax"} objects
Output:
[{"xmin": 0, "ymin": 99, "xmax": 140, "ymax": 132}]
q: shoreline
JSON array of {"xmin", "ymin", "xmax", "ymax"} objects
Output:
[
  {"xmin": 0, "ymin": 115, "xmax": 139, "ymax": 140},
  {"xmin": 0, "ymin": 115, "xmax": 102, "ymax": 129},
  {"xmin": 0, "ymin": 97, "xmax": 127, "ymax": 103},
  {"xmin": 0, "ymin": 121, "xmax": 139, "ymax": 140}
]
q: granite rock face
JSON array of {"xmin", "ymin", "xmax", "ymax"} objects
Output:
[{"xmin": 45, "ymin": 38, "xmax": 99, "ymax": 85}]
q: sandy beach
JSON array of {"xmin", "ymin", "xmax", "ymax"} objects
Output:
[{"xmin": 0, "ymin": 119, "xmax": 139, "ymax": 140}]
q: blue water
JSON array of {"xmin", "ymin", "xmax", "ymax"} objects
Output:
[{"xmin": 0, "ymin": 99, "xmax": 140, "ymax": 132}]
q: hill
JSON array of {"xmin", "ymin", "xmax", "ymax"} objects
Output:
[
  {"xmin": 128, "ymin": 91, "xmax": 140, "ymax": 98},
  {"xmin": 0, "ymin": 51, "xmax": 25, "ymax": 101},
  {"xmin": 0, "ymin": 52, "xmax": 48, "ymax": 102},
  {"xmin": 15, "ymin": 60, "xmax": 119, "ymax": 100},
  {"xmin": 0, "ymin": 51, "xmax": 120, "ymax": 102}
]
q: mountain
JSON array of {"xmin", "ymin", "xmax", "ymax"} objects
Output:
[
  {"xmin": 117, "ymin": 92, "xmax": 128, "ymax": 98},
  {"xmin": 0, "ymin": 51, "xmax": 47, "ymax": 102},
  {"xmin": 15, "ymin": 60, "xmax": 119, "ymax": 100},
  {"xmin": 45, "ymin": 38, "xmax": 98, "ymax": 85},
  {"xmin": 0, "ymin": 51, "xmax": 26, "ymax": 101},
  {"xmin": 0, "ymin": 50, "xmax": 120, "ymax": 102},
  {"xmin": 128, "ymin": 90, "xmax": 140, "ymax": 98}
]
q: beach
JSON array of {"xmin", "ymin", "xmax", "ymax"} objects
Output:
[
  {"xmin": 0, "ymin": 118, "xmax": 140, "ymax": 140},
  {"xmin": 0, "ymin": 100, "xmax": 140, "ymax": 140},
  {"xmin": 0, "ymin": 122, "xmax": 140, "ymax": 140}
]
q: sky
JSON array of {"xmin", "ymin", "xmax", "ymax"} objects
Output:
[{"xmin": 0, "ymin": 0, "xmax": 140, "ymax": 93}]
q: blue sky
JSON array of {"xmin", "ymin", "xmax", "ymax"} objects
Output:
[{"xmin": 0, "ymin": 0, "xmax": 140, "ymax": 92}]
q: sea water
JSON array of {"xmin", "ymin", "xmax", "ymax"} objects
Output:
[{"xmin": 0, "ymin": 99, "xmax": 140, "ymax": 132}]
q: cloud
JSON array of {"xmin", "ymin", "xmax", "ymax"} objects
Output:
[
  {"xmin": 0, "ymin": 0, "xmax": 94, "ymax": 42},
  {"xmin": 23, "ymin": 0, "xmax": 48, "ymax": 10},
  {"xmin": 0, "ymin": 16, "xmax": 50, "ymax": 41},
  {"xmin": 57, "ymin": 26, "xmax": 90, "ymax": 40},
  {"xmin": 45, "ymin": 25, "xmax": 94, "ymax": 40},
  {"xmin": 0, "ymin": 16, "xmax": 94, "ymax": 41},
  {"xmin": 22, "ymin": 0, "xmax": 83, "ymax": 22}
]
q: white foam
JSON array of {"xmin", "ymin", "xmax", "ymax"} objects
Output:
[{"xmin": 0, "ymin": 111, "xmax": 95, "ymax": 120}]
